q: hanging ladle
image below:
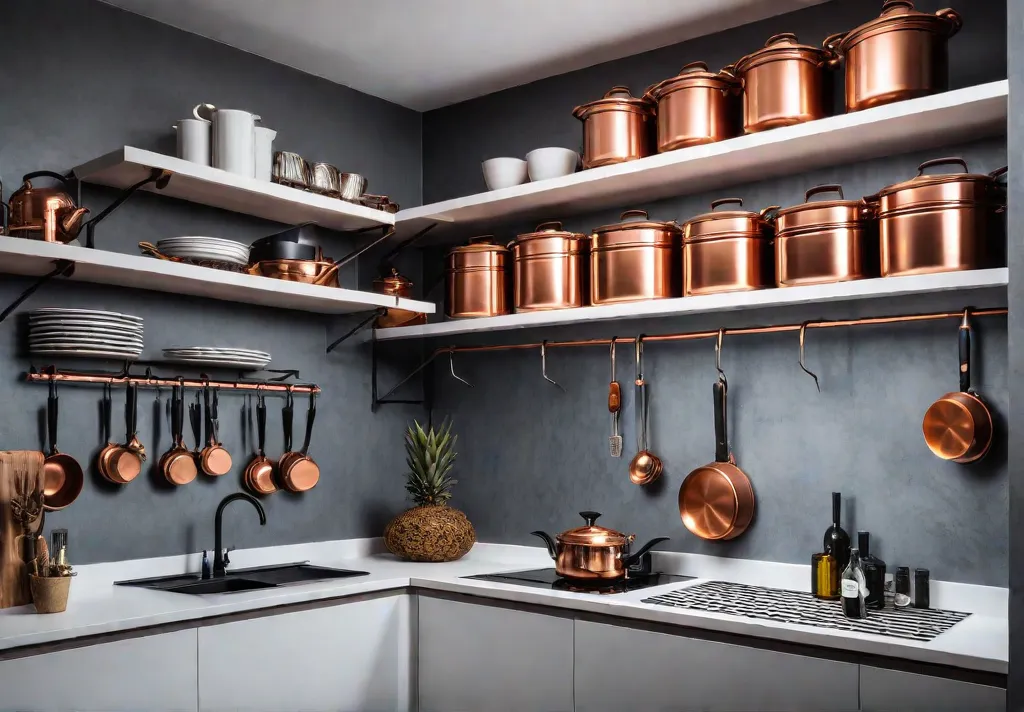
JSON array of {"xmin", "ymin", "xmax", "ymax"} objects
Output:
[{"xmin": 628, "ymin": 335, "xmax": 662, "ymax": 485}]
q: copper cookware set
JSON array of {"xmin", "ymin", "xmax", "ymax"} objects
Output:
[
  {"xmin": 532, "ymin": 511, "xmax": 669, "ymax": 581},
  {"xmin": 570, "ymin": 2, "xmax": 962, "ymax": 167}
]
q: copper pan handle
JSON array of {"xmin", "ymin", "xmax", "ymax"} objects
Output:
[
  {"xmin": 759, "ymin": 205, "xmax": 781, "ymax": 221},
  {"xmin": 917, "ymin": 157, "xmax": 968, "ymax": 175},
  {"xmin": 711, "ymin": 198, "xmax": 743, "ymax": 211},
  {"xmin": 804, "ymin": 184, "xmax": 845, "ymax": 202},
  {"xmin": 989, "ymin": 166, "xmax": 1009, "ymax": 180},
  {"xmin": 822, "ymin": 31, "xmax": 847, "ymax": 53},
  {"xmin": 138, "ymin": 242, "xmax": 184, "ymax": 263},
  {"xmin": 936, "ymin": 8, "xmax": 963, "ymax": 37}
]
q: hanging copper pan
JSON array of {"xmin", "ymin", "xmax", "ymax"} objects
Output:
[
  {"xmin": 42, "ymin": 378, "xmax": 84, "ymax": 510},
  {"xmin": 679, "ymin": 374, "xmax": 755, "ymax": 540},
  {"xmin": 102, "ymin": 384, "xmax": 145, "ymax": 484},
  {"xmin": 160, "ymin": 384, "xmax": 198, "ymax": 486},
  {"xmin": 245, "ymin": 390, "xmax": 277, "ymax": 496},
  {"xmin": 199, "ymin": 386, "xmax": 232, "ymax": 477},
  {"xmin": 922, "ymin": 309, "xmax": 993, "ymax": 463},
  {"xmin": 280, "ymin": 392, "xmax": 320, "ymax": 492}
]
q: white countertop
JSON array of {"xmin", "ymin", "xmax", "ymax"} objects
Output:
[{"xmin": 0, "ymin": 540, "xmax": 1007, "ymax": 674}]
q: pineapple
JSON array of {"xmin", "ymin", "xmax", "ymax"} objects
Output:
[{"xmin": 383, "ymin": 419, "xmax": 476, "ymax": 562}]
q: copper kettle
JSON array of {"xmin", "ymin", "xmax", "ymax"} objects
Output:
[{"xmin": 8, "ymin": 171, "xmax": 89, "ymax": 243}]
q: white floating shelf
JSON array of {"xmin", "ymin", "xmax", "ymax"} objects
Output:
[
  {"xmin": 74, "ymin": 147, "xmax": 395, "ymax": 232},
  {"xmin": 0, "ymin": 237, "xmax": 434, "ymax": 316},
  {"xmin": 396, "ymin": 81, "xmax": 1008, "ymax": 242},
  {"xmin": 373, "ymin": 269, "xmax": 1006, "ymax": 341}
]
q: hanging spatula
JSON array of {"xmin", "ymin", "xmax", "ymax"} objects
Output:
[{"xmin": 608, "ymin": 339, "xmax": 622, "ymax": 457}]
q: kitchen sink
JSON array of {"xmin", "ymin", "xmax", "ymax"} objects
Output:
[{"xmin": 115, "ymin": 562, "xmax": 370, "ymax": 595}]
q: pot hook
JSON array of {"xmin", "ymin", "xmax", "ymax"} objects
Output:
[
  {"xmin": 799, "ymin": 322, "xmax": 820, "ymax": 393},
  {"xmin": 540, "ymin": 340, "xmax": 565, "ymax": 392},
  {"xmin": 448, "ymin": 348, "xmax": 472, "ymax": 388},
  {"xmin": 715, "ymin": 329, "xmax": 728, "ymax": 391}
]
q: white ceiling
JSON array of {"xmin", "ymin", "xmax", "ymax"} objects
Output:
[{"xmin": 102, "ymin": 0, "xmax": 827, "ymax": 111}]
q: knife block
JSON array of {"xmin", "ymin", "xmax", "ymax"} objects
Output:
[{"xmin": 0, "ymin": 451, "xmax": 45, "ymax": 609}]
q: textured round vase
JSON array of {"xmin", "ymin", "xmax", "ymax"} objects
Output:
[{"xmin": 383, "ymin": 504, "xmax": 476, "ymax": 562}]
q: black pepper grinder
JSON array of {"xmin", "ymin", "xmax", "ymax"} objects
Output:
[
  {"xmin": 894, "ymin": 566, "xmax": 911, "ymax": 608},
  {"xmin": 914, "ymin": 568, "xmax": 930, "ymax": 609}
]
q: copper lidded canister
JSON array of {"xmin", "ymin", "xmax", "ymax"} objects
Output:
[
  {"xmin": 572, "ymin": 86, "xmax": 655, "ymax": 169},
  {"xmin": 774, "ymin": 184, "xmax": 878, "ymax": 287},
  {"xmin": 645, "ymin": 62, "xmax": 741, "ymax": 153},
  {"xmin": 590, "ymin": 210, "xmax": 681, "ymax": 305},
  {"xmin": 446, "ymin": 238, "xmax": 510, "ymax": 318},
  {"xmin": 870, "ymin": 157, "xmax": 1006, "ymax": 278},
  {"xmin": 682, "ymin": 198, "xmax": 777, "ymax": 296},
  {"xmin": 373, "ymin": 268, "xmax": 427, "ymax": 328},
  {"xmin": 825, "ymin": 1, "xmax": 962, "ymax": 112},
  {"xmin": 731, "ymin": 33, "xmax": 838, "ymax": 134},
  {"xmin": 512, "ymin": 222, "xmax": 587, "ymax": 312}
]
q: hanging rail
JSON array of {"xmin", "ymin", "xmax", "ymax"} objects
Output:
[
  {"xmin": 373, "ymin": 306, "xmax": 1007, "ymax": 405},
  {"xmin": 25, "ymin": 366, "xmax": 320, "ymax": 394}
]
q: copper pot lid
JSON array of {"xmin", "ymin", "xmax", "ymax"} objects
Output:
[
  {"xmin": 513, "ymin": 221, "xmax": 586, "ymax": 258},
  {"xmin": 684, "ymin": 198, "xmax": 778, "ymax": 243},
  {"xmin": 775, "ymin": 184, "xmax": 873, "ymax": 233},
  {"xmin": 645, "ymin": 62, "xmax": 739, "ymax": 100},
  {"xmin": 374, "ymin": 267, "xmax": 413, "ymax": 292},
  {"xmin": 448, "ymin": 236, "xmax": 510, "ymax": 254},
  {"xmin": 733, "ymin": 33, "xmax": 836, "ymax": 73},
  {"xmin": 592, "ymin": 209, "xmax": 681, "ymax": 249},
  {"xmin": 834, "ymin": 1, "xmax": 962, "ymax": 52},
  {"xmin": 447, "ymin": 236, "xmax": 510, "ymax": 270},
  {"xmin": 572, "ymin": 86, "xmax": 655, "ymax": 120},
  {"xmin": 876, "ymin": 157, "xmax": 1005, "ymax": 198},
  {"xmin": 514, "ymin": 221, "xmax": 586, "ymax": 242},
  {"xmin": 556, "ymin": 511, "xmax": 631, "ymax": 547}
]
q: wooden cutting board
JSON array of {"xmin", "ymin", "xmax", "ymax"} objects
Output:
[{"xmin": 0, "ymin": 451, "xmax": 45, "ymax": 609}]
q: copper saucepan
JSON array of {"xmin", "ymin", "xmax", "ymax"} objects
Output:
[
  {"xmin": 245, "ymin": 390, "xmax": 277, "ymax": 495},
  {"xmin": 160, "ymin": 384, "xmax": 197, "ymax": 486},
  {"xmin": 99, "ymin": 384, "xmax": 145, "ymax": 484},
  {"xmin": 532, "ymin": 511, "xmax": 669, "ymax": 581},
  {"xmin": 922, "ymin": 309, "xmax": 993, "ymax": 463},
  {"xmin": 247, "ymin": 226, "xmax": 397, "ymax": 287},
  {"xmin": 42, "ymin": 378, "xmax": 84, "ymax": 510},
  {"xmin": 280, "ymin": 392, "xmax": 320, "ymax": 492},
  {"xmin": 679, "ymin": 362, "xmax": 755, "ymax": 540},
  {"xmin": 200, "ymin": 386, "xmax": 232, "ymax": 477}
]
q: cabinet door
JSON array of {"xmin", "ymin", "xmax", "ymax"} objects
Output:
[
  {"xmin": 860, "ymin": 665, "xmax": 1005, "ymax": 711},
  {"xmin": 0, "ymin": 629, "xmax": 198, "ymax": 712},
  {"xmin": 574, "ymin": 620, "xmax": 858, "ymax": 712},
  {"xmin": 198, "ymin": 594, "xmax": 412, "ymax": 712},
  {"xmin": 418, "ymin": 596, "xmax": 574, "ymax": 712}
]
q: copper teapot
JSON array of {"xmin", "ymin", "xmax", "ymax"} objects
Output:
[{"xmin": 8, "ymin": 171, "xmax": 89, "ymax": 243}]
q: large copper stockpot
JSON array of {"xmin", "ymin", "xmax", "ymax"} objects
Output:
[
  {"xmin": 512, "ymin": 222, "xmax": 587, "ymax": 312},
  {"xmin": 531, "ymin": 511, "xmax": 669, "ymax": 581},
  {"xmin": 825, "ymin": 1, "xmax": 962, "ymax": 112},
  {"xmin": 774, "ymin": 184, "xmax": 878, "ymax": 287},
  {"xmin": 590, "ymin": 210, "xmax": 681, "ymax": 305},
  {"xmin": 732, "ymin": 33, "xmax": 838, "ymax": 133},
  {"xmin": 645, "ymin": 62, "xmax": 741, "ymax": 152},
  {"xmin": 373, "ymin": 268, "xmax": 427, "ymax": 328},
  {"xmin": 870, "ymin": 157, "xmax": 1007, "ymax": 277},
  {"xmin": 572, "ymin": 86, "xmax": 655, "ymax": 169},
  {"xmin": 446, "ymin": 238, "xmax": 510, "ymax": 318},
  {"xmin": 682, "ymin": 198, "xmax": 777, "ymax": 296}
]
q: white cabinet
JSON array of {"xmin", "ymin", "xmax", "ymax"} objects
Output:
[
  {"xmin": 859, "ymin": 665, "xmax": 1005, "ymax": 711},
  {"xmin": 0, "ymin": 629, "xmax": 198, "ymax": 712},
  {"xmin": 574, "ymin": 620, "xmax": 859, "ymax": 712},
  {"xmin": 417, "ymin": 596, "xmax": 574, "ymax": 712},
  {"xmin": 198, "ymin": 593, "xmax": 413, "ymax": 712}
]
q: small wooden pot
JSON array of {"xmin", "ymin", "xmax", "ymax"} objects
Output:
[{"xmin": 30, "ymin": 575, "xmax": 70, "ymax": 614}]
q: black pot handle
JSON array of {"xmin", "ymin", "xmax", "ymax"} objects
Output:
[
  {"xmin": 282, "ymin": 390, "xmax": 294, "ymax": 452},
  {"xmin": 256, "ymin": 393, "xmax": 267, "ymax": 457},
  {"xmin": 22, "ymin": 171, "xmax": 74, "ymax": 189},
  {"xmin": 959, "ymin": 310, "xmax": 972, "ymax": 393},
  {"xmin": 804, "ymin": 184, "xmax": 844, "ymax": 202},
  {"xmin": 189, "ymin": 392, "xmax": 202, "ymax": 450},
  {"xmin": 530, "ymin": 531, "xmax": 557, "ymax": 559},
  {"xmin": 714, "ymin": 379, "xmax": 730, "ymax": 464},
  {"xmin": 47, "ymin": 378, "xmax": 58, "ymax": 455},
  {"xmin": 917, "ymin": 157, "xmax": 968, "ymax": 176},
  {"xmin": 125, "ymin": 383, "xmax": 138, "ymax": 440},
  {"xmin": 711, "ymin": 198, "xmax": 743, "ymax": 211},
  {"xmin": 300, "ymin": 393, "xmax": 316, "ymax": 455},
  {"xmin": 579, "ymin": 511, "xmax": 601, "ymax": 525},
  {"xmin": 622, "ymin": 537, "xmax": 670, "ymax": 567}
]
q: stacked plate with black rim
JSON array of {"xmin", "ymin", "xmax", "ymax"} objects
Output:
[
  {"xmin": 162, "ymin": 347, "xmax": 271, "ymax": 370},
  {"xmin": 154, "ymin": 237, "xmax": 250, "ymax": 267},
  {"xmin": 29, "ymin": 308, "xmax": 144, "ymax": 359}
]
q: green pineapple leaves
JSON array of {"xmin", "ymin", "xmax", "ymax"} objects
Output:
[{"xmin": 404, "ymin": 419, "xmax": 458, "ymax": 506}]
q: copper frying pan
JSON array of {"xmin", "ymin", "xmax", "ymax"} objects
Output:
[
  {"xmin": 245, "ymin": 390, "xmax": 277, "ymax": 495},
  {"xmin": 678, "ymin": 378, "xmax": 755, "ymax": 540},
  {"xmin": 42, "ymin": 378, "xmax": 84, "ymax": 510},
  {"xmin": 160, "ymin": 384, "xmax": 197, "ymax": 486},
  {"xmin": 200, "ymin": 386, "xmax": 232, "ymax": 476},
  {"xmin": 102, "ymin": 384, "xmax": 145, "ymax": 484},
  {"xmin": 281, "ymin": 392, "xmax": 320, "ymax": 492},
  {"xmin": 922, "ymin": 309, "xmax": 993, "ymax": 463}
]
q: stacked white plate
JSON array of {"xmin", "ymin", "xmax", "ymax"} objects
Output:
[
  {"xmin": 162, "ymin": 347, "xmax": 271, "ymax": 370},
  {"xmin": 29, "ymin": 308, "xmax": 144, "ymax": 359},
  {"xmin": 154, "ymin": 237, "xmax": 250, "ymax": 266}
]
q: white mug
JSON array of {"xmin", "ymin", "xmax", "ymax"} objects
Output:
[
  {"xmin": 253, "ymin": 126, "xmax": 277, "ymax": 181},
  {"xmin": 212, "ymin": 109, "xmax": 261, "ymax": 177},
  {"xmin": 173, "ymin": 118, "xmax": 211, "ymax": 166}
]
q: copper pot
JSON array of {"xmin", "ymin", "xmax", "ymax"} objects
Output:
[
  {"xmin": 870, "ymin": 157, "xmax": 1007, "ymax": 277},
  {"xmin": 512, "ymin": 222, "xmax": 587, "ymax": 312},
  {"xmin": 446, "ymin": 238, "xmax": 510, "ymax": 318},
  {"xmin": 825, "ymin": 1, "xmax": 962, "ymax": 112},
  {"xmin": 531, "ymin": 511, "xmax": 669, "ymax": 581},
  {"xmin": 732, "ymin": 33, "xmax": 838, "ymax": 133},
  {"xmin": 7, "ymin": 171, "xmax": 89, "ymax": 243},
  {"xmin": 572, "ymin": 86, "xmax": 655, "ymax": 169},
  {"xmin": 682, "ymin": 198, "xmax": 777, "ymax": 296},
  {"xmin": 645, "ymin": 62, "xmax": 741, "ymax": 152},
  {"xmin": 590, "ymin": 210, "xmax": 681, "ymax": 305},
  {"xmin": 373, "ymin": 268, "xmax": 427, "ymax": 328},
  {"xmin": 246, "ymin": 257, "xmax": 340, "ymax": 287},
  {"xmin": 775, "ymin": 184, "xmax": 878, "ymax": 287}
]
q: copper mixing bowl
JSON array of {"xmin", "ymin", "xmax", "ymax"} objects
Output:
[{"xmin": 247, "ymin": 259, "xmax": 340, "ymax": 287}]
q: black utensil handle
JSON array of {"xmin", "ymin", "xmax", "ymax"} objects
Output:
[
  {"xmin": 189, "ymin": 403, "xmax": 201, "ymax": 449},
  {"xmin": 256, "ymin": 396, "xmax": 267, "ymax": 456},
  {"xmin": 22, "ymin": 170, "xmax": 74, "ymax": 188},
  {"xmin": 623, "ymin": 537, "xmax": 670, "ymax": 567},
  {"xmin": 124, "ymin": 384, "xmax": 136, "ymax": 438},
  {"xmin": 300, "ymin": 394, "xmax": 316, "ymax": 454},
  {"xmin": 102, "ymin": 385, "xmax": 112, "ymax": 443},
  {"xmin": 47, "ymin": 381, "xmax": 58, "ymax": 453},
  {"xmin": 714, "ymin": 379, "xmax": 729, "ymax": 463},
  {"xmin": 172, "ymin": 386, "xmax": 183, "ymax": 440},
  {"xmin": 211, "ymin": 389, "xmax": 219, "ymax": 420},
  {"xmin": 959, "ymin": 320, "xmax": 971, "ymax": 393},
  {"xmin": 282, "ymin": 394, "xmax": 293, "ymax": 452}
]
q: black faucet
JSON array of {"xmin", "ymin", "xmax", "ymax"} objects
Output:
[{"xmin": 213, "ymin": 493, "xmax": 266, "ymax": 578}]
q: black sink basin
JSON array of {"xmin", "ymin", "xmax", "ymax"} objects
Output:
[
  {"xmin": 115, "ymin": 561, "xmax": 369, "ymax": 595},
  {"xmin": 166, "ymin": 578, "xmax": 278, "ymax": 595},
  {"xmin": 227, "ymin": 563, "xmax": 369, "ymax": 586}
]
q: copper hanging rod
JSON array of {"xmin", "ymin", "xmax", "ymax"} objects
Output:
[{"xmin": 25, "ymin": 368, "xmax": 320, "ymax": 394}]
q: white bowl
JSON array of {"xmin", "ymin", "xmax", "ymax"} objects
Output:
[
  {"xmin": 482, "ymin": 157, "xmax": 528, "ymax": 191},
  {"xmin": 526, "ymin": 147, "xmax": 579, "ymax": 182}
]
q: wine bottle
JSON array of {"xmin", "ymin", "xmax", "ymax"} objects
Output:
[
  {"xmin": 858, "ymin": 531, "xmax": 886, "ymax": 610},
  {"xmin": 823, "ymin": 492, "xmax": 851, "ymax": 570},
  {"xmin": 841, "ymin": 547, "xmax": 868, "ymax": 619}
]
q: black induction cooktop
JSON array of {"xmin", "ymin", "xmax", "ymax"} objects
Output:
[{"xmin": 466, "ymin": 568, "xmax": 694, "ymax": 595}]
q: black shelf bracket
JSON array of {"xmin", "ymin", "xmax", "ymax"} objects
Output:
[
  {"xmin": 326, "ymin": 309, "xmax": 384, "ymax": 353},
  {"xmin": 371, "ymin": 339, "xmax": 438, "ymax": 412},
  {"xmin": 0, "ymin": 259, "xmax": 76, "ymax": 325}
]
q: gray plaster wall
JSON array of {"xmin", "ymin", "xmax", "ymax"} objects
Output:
[
  {"xmin": 0, "ymin": 0, "xmax": 424, "ymax": 563},
  {"xmin": 419, "ymin": 1, "xmax": 1010, "ymax": 586}
]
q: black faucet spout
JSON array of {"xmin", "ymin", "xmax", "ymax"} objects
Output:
[{"xmin": 213, "ymin": 493, "xmax": 266, "ymax": 577}]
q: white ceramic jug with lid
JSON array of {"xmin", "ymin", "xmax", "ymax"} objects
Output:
[{"xmin": 212, "ymin": 108, "xmax": 261, "ymax": 177}]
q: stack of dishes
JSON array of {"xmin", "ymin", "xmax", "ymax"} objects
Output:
[
  {"xmin": 153, "ymin": 237, "xmax": 250, "ymax": 267},
  {"xmin": 29, "ymin": 309, "xmax": 144, "ymax": 359},
  {"xmin": 162, "ymin": 347, "xmax": 271, "ymax": 370}
]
